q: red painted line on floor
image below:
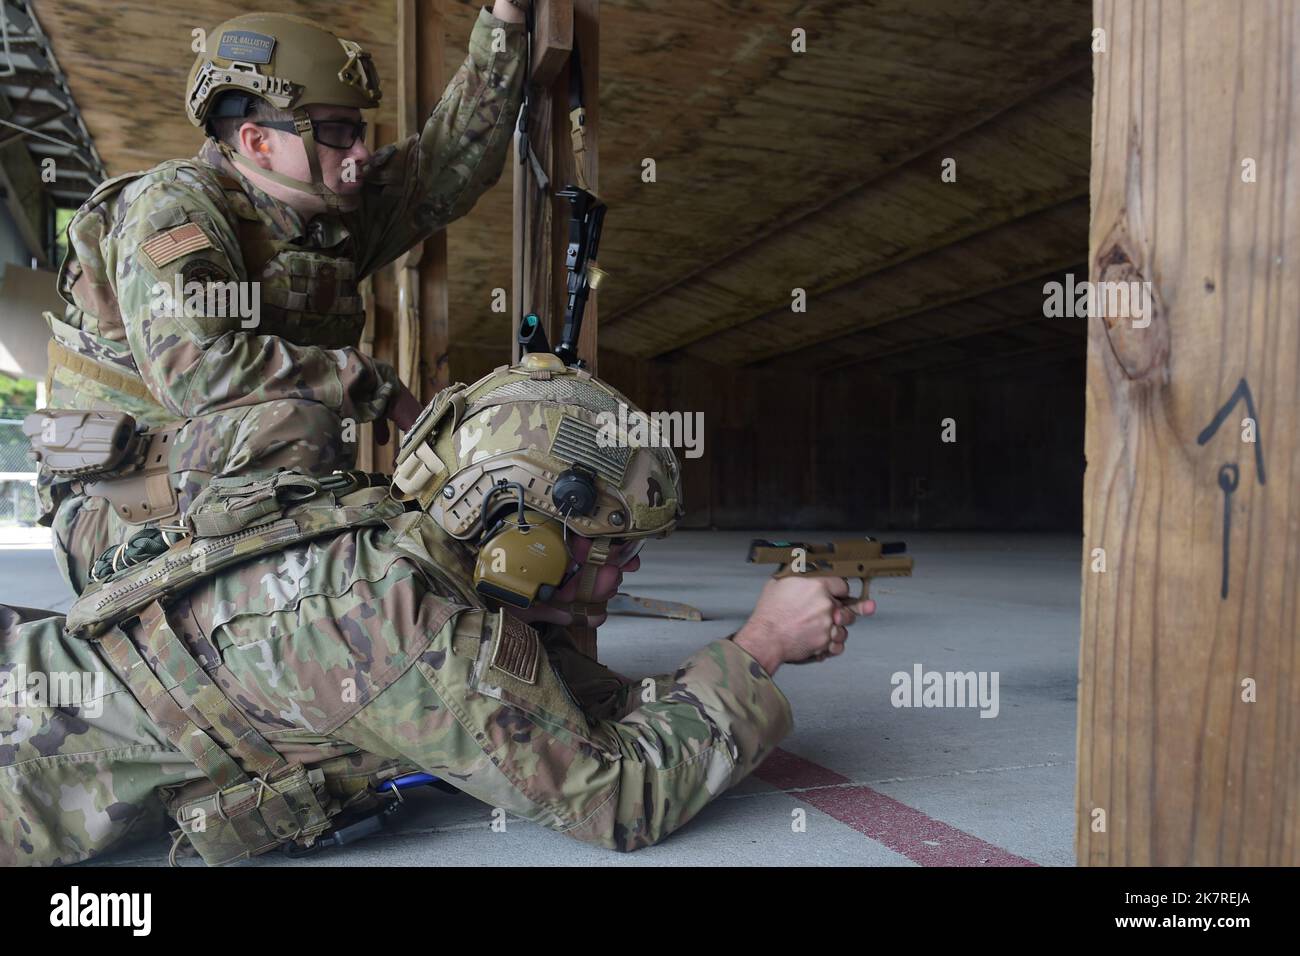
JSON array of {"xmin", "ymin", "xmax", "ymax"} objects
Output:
[{"xmin": 754, "ymin": 748, "xmax": 1037, "ymax": 867}]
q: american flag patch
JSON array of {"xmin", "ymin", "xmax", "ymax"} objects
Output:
[
  {"xmin": 491, "ymin": 614, "xmax": 540, "ymax": 684},
  {"xmin": 140, "ymin": 222, "xmax": 212, "ymax": 269}
]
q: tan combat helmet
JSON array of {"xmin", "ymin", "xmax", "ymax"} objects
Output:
[
  {"xmin": 186, "ymin": 13, "xmax": 381, "ymax": 211},
  {"xmin": 393, "ymin": 353, "xmax": 685, "ymax": 623}
]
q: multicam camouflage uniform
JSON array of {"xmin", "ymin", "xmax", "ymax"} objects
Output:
[
  {"xmin": 40, "ymin": 7, "xmax": 526, "ymax": 594},
  {"xmin": 0, "ymin": 361, "xmax": 794, "ymax": 865}
]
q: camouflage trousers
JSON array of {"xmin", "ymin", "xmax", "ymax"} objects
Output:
[
  {"xmin": 0, "ymin": 514, "xmax": 792, "ymax": 865},
  {"xmin": 51, "ymin": 398, "xmax": 351, "ymax": 595}
]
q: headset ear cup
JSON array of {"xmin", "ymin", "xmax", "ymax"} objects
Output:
[{"xmin": 473, "ymin": 511, "xmax": 570, "ymax": 608}]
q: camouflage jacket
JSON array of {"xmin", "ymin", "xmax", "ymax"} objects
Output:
[
  {"xmin": 45, "ymin": 4, "xmax": 523, "ymax": 451},
  {"xmin": 39, "ymin": 6, "xmax": 525, "ymax": 588},
  {"xmin": 0, "ymin": 480, "xmax": 795, "ymax": 863}
]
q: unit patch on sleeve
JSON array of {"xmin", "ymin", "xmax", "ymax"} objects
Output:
[
  {"xmin": 140, "ymin": 223, "xmax": 214, "ymax": 269},
  {"xmin": 180, "ymin": 258, "xmax": 233, "ymax": 286}
]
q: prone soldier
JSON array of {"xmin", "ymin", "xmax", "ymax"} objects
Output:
[{"xmin": 0, "ymin": 356, "xmax": 875, "ymax": 865}]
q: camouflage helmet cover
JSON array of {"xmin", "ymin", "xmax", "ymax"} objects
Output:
[
  {"xmin": 186, "ymin": 12, "xmax": 381, "ymax": 128},
  {"xmin": 394, "ymin": 355, "xmax": 684, "ymax": 543}
]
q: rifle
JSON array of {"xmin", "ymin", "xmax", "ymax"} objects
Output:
[
  {"xmin": 515, "ymin": 186, "xmax": 607, "ymax": 367},
  {"xmin": 553, "ymin": 185, "xmax": 606, "ymax": 367},
  {"xmin": 747, "ymin": 537, "xmax": 914, "ymax": 602}
]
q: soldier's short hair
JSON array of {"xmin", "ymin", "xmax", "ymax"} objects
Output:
[{"xmin": 208, "ymin": 96, "xmax": 296, "ymax": 150}]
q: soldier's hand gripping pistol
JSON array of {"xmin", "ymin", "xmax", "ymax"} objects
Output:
[{"xmin": 747, "ymin": 537, "xmax": 914, "ymax": 603}]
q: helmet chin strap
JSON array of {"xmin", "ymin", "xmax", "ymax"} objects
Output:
[
  {"xmin": 557, "ymin": 536, "xmax": 612, "ymax": 629},
  {"xmin": 218, "ymin": 106, "xmax": 346, "ymax": 214}
]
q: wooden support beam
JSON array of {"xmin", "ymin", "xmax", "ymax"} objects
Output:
[
  {"xmin": 805, "ymin": 265, "xmax": 1088, "ymax": 376},
  {"xmin": 511, "ymin": 0, "xmax": 602, "ymax": 657},
  {"xmin": 530, "ymin": 0, "xmax": 572, "ymax": 86},
  {"xmin": 688, "ymin": 198, "xmax": 1087, "ymax": 368},
  {"xmin": 1078, "ymin": 0, "xmax": 1300, "ymax": 865},
  {"xmin": 598, "ymin": 69, "xmax": 1091, "ymax": 355},
  {"xmin": 557, "ymin": 0, "xmax": 599, "ymax": 659},
  {"xmin": 511, "ymin": 0, "xmax": 601, "ymax": 369},
  {"xmin": 396, "ymin": 0, "xmax": 450, "ymax": 400},
  {"xmin": 357, "ymin": 122, "xmax": 381, "ymax": 475},
  {"xmin": 361, "ymin": 120, "xmax": 403, "ymax": 475},
  {"xmin": 512, "ymin": 0, "xmax": 569, "ymax": 363},
  {"xmin": 553, "ymin": 0, "xmax": 599, "ymax": 372}
]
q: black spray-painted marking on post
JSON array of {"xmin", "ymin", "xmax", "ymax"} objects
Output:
[
  {"xmin": 1196, "ymin": 378, "xmax": 1265, "ymax": 599},
  {"xmin": 1216, "ymin": 464, "xmax": 1239, "ymax": 599}
]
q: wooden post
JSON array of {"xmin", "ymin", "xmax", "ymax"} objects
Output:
[
  {"xmin": 563, "ymin": 0, "xmax": 600, "ymax": 657},
  {"xmin": 550, "ymin": 0, "xmax": 600, "ymax": 373},
  {"xmin": 512, "ymin": 0, "xmax": 571, "ymax": 363},
  {"xmin": 1078, "ymin": 0, "xmax": 1300, "ymax": 865},
  {"xmin": 397, "ymin": 0, "xmax": 450, "ymax": 400},
  {"xmin": 357, "ymin": 121, "xmax": 381, "ymax": 474},
  {"xmin": 511, "ymin": 0, "xmax": 602, "ymax": 657}
]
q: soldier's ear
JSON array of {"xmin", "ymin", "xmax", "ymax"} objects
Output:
[{"xmin": 239, "ymin": 123, "xmax": 272, "ymax": 164}]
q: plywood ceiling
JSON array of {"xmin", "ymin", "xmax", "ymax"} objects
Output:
[{"xmin": 34, "ymin": 0, "xmax": 1091, "ymax": 372}]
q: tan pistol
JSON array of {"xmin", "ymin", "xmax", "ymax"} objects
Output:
[{"xmin": 747, "ymin": 537, "xmax": 914, "ymax": 603}]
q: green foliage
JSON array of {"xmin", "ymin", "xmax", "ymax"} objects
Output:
[{"xmin": 0, "ymin": 374, "xmax": 38, "ymax": 410}]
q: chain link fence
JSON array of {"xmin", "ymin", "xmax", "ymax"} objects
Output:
[{"xmin": 0, "ymin": 406, "xmax": 39, "ymax": 525}]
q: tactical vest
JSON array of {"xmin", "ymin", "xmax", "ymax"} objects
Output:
[
  {"xmin": 39, "ymin": 155, "xmax": 369, "ymax": 548},
  {"xmin": 48, "ymin": 156, "xmax": 366, "ymax": 419},
  {"xmin": 65, "ymin": 470, "xmax": 482, "ymax": 866},
  {"xmin": 213, "ymin": 172, "xmax": 366, "ymax": 350}
]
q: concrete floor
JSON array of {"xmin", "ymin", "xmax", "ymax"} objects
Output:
[{"xmin": 0, "ymin": 527, "xmax": 1081, "ymax": 867}]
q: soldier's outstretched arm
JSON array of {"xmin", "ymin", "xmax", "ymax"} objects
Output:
[
  {"xmin": 351, "ymin": 5, "xmax": 526, "ymax": 277},
  {"xmin": 115, "ymin": 180, "xmax": 399, "ymax": 422},
  {"xmin": 334, "ymin": 607, "xmax": 793, "ymax": 852}
]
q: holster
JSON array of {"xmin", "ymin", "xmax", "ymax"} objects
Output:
[
  {"xmin": 82, "ymin": 424, "xmax": 183, "ymax": 524},
  {"xmin": 22, "ymin": 409, "xmax": 139, "ymax": 476},
  {"xmin": 24, "ymin": 409, "xmax": 183, "ymax": 525}
]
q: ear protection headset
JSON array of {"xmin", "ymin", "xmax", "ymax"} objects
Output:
[{"xmin": 471, "ymin": 467, "xmax": 603, "ymax": 609}]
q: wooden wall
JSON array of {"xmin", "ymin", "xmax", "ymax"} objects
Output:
[
  {"xmin": 430, "ymin": 344, "xmax": 1085, "ymax": 532},
  {"xmin": 820, "ymin": 357, "xmax": 1085, "ymax": 531}
]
